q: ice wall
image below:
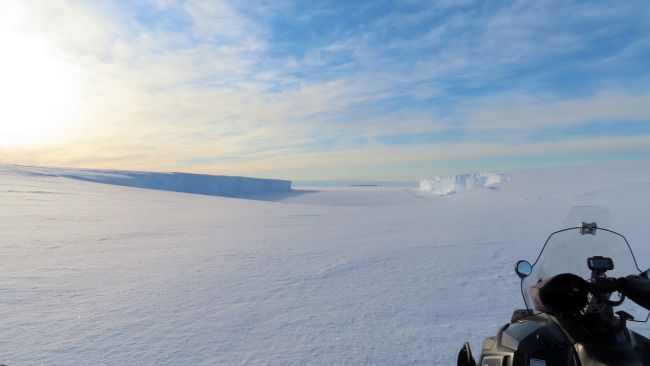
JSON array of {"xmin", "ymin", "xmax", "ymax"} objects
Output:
[
  {"xmin": 5, "ymin": 165, "xmax": 292, "ymax": 198},
  {"xmin": 419, "ymin": 172, "xmax": 505, "ymax": 195}
]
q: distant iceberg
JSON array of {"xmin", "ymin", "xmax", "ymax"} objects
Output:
[{"xmin": 419, "ymin": 172, "xmax": 506, "ymax": 195}]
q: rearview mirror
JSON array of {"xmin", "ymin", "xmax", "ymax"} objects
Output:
[{"xmin": 515, "ymin": 260, "xmax": 532, "ymax": 279}]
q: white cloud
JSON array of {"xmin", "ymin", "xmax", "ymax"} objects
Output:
[
  {"xmin": 183, "ymin": 0, "xmax": 268, "ymax": 51},
  {"xmin": 460, "ymin": 92, "xmax": 650, "ymax": 130}
]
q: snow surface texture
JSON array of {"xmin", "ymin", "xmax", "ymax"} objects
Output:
[
  {"xmin": 3, "ymin": 165, "xmax": 291, "ymax": 198},
  {"xmin": 419, "ymin": 172, "xmax": 505, "ymax": 195},
  {"xmin": 2, "ymin": 161, "xmax": 650, "ymax": 365}
]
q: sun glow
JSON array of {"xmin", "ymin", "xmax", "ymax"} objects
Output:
[{"xmin": 0, "ymin": 27, "xmax": 82, "ymax": 146}]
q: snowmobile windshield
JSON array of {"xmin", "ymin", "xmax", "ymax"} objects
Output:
[{"xmin": 521, "ymin": 226, "xmax": 644, "ymax": 315}]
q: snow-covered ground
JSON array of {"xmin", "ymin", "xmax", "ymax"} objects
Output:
[{"xmin": 2, "ymin": 161, "xmax": 650, "ymax": 365}]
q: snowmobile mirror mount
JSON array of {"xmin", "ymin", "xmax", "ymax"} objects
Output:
[
  {"xmin": 641, "ymin": 268, "xmax": 650, "ymax": 279},
  {"xmin": 515, "ymin": 260, "xmax": 532, "ymax": 279},
  {"xmin": 581, "ymin": 222, "xmax": 597, "ymax": 235}
]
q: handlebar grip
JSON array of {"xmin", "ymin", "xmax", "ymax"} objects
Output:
[
  {"xmin": 619, "ymin": 275, "xmax": 650, "ymax": 311},
  {"xmin": 588, "ymin": 277, "xmax": 620, "ymax": 293}
]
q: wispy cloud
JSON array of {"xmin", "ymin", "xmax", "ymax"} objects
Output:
[
  {"xmin": 459, "ymin": 92, "xmax": 650, "ymax": 130},
  {"xmin": 1, "ymin": 0, "xmax": 649, "ymax": 179}
]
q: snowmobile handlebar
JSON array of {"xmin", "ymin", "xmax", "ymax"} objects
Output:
[
  {"xmin": 587, "ymin": 276, "xmax": 621, "ymax": 293},
  {"xmin": 587, "ymin": 275, "xmax": 650, "ymax": 310},
  {"xmin": 616, "ymin": 275, "xmax": 650, "ymax": 311},
  {"xmin": 587, "ymin": 275, "xmax": 650, "ymax": 311},
  {"xmin": 587, "ymin": 277, "xmax": 626, "ymax": 306},
  {"xmin": 536, "ymin": 273, "xmax": 650, "ymax": 315}
]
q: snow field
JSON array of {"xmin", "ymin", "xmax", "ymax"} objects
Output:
[{"xmin": 1, "ymin": 161, "xmax": 650, "ymax": 364}]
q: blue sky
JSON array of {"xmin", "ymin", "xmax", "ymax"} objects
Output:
[{"xmin": 1, "ymin": 0, "xmax": 649, "ymax": 179}]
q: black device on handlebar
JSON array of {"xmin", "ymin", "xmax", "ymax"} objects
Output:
[
  {"xmin": 585, "ymin": 256, "xmax": 626, "ymax": 307},
  {"xmin": 588, "ymin": 256, "xmax": 614, "ymax": 272}
]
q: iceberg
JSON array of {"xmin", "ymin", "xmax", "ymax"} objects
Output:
[{"xmin": 419, "ymin": 172, "xmax": 505, "ymax": 195}]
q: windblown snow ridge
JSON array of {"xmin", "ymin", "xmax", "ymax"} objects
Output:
[
  {"xmin": 5, "ymin": 165, "xmax": 292, "ymax": 198},
  {"xmin": 419, "ymin": 172, "xmax": 506, "ymax": 195}
]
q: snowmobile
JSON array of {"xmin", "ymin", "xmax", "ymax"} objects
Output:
[{"xmin": 458, "ymin": 207, "xmax": 650, "ymax": 366}]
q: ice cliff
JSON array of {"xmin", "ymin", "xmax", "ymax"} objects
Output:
[
  {"xmin": 5, "ymin": 165, "xmax": 292, "ymax": 198},
  {"xmin": 419, "ymin": 172, "xmax": 505, "ymax": 195}
]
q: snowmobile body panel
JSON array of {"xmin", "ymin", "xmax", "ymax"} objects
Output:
[
  {"xmin": 478, "ymin": 311, "xmax": 650, "ymax": 366},
  {"xmin": 479, "ymin": 317, "xmax": 575, "ymax": 365}
]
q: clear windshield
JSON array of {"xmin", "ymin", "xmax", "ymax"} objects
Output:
[{"xmin": 522, "ymin": 226, "xmax": 647, "ymax": 318}]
